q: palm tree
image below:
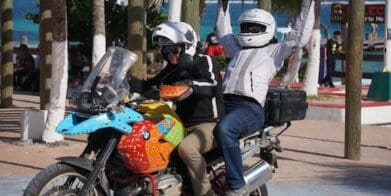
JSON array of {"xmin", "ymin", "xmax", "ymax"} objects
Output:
[
  {"xmin": 182, "ymin": 0, "xmax": 200, "ymax": 35},
  {"xmin": 42, "ymin": 0, "xmax": 68, "ymax": 143},
  {"xmin": 128, "ymin": 0, "xmax": 147, "ymax": 80},
  {"xmin": 302, "ymin": 0, "xmax": 321, "ymax": 96},
  {"xmin": 275, "ymin": 0, "xmax": 317, "ymax": 92},
  {"xmin": 1, "ymin": 0, "xmax": 14, "ymax": 108},
  {"xmin": 39, "ymin": 0, "xmax": 53, "ymax": 110},
  {"xmin": 92, "ymin": 0, "xmax": 106, "ymax": 68},
  {"xmin": 257, "ymin": 0, "xmax": 271, "ymax": 11}
]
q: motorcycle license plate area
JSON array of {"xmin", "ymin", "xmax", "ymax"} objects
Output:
[{"xmin": 264, "ymin": 87, "xmax": 308, "ymax": 126}]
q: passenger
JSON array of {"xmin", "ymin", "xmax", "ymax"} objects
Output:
[
  {"xmin": 141, "ymin": 21, "xmax": 224, "ymax": 196},
  {"xmin": 213, "ymin": 0, "xmax": 314, "ymax": 195}
]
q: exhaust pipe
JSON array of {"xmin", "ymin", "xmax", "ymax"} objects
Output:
[{"xmin": 243, "ymin": 160, "xmax": 273, "ymax": 193}]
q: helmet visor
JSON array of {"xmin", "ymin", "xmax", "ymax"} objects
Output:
[{"xmin": 240, "ymin": 23, "xmax": 267, "ymax": 34}]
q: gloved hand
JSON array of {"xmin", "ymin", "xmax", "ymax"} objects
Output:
[{"xmin": 177, "ymin": 53, "xmax": 194, "ymax": 71}]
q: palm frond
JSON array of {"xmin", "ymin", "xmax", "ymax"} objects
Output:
[{"xmin": 147, "ymin": 0, "xmax": 164, "ymax": 10}]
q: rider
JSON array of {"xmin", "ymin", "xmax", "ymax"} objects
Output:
[
  {"xmin": 143, "ymin": 21, "xmax": 224, "ymax": 196},
  {"xmin": 213, "ymin": 0, "xmax": 314, "ymax": 195}
]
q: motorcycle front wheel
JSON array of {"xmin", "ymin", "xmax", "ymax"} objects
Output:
[
  {"xmin": 250, "ymin": 184, "xmax": 268, "ymax": 196},
  {"xmin": 24, "ymin": 162, "xmax": 103, "ymax": 196}
]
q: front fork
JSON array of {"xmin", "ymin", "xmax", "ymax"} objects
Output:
[{"xmin": 79, "ymin": 133, "xmax": 120, "ymax": 196}]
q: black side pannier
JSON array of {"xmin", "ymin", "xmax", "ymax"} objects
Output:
[{"xmin": 264, "ymin": 87, "xmax": 308, "ymax": 126}]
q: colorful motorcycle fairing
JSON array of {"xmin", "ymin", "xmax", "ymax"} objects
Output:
[
  {"xmin": 137, "ymin": 101, "xmax": 186, "ymax": 146},
  {"xmin": 56, "ymin": 106, "xmax": 144, "ymax": 135},
  {"xmin": 117, "ymin": 101, "xmax": 186, "ymax": 174}
]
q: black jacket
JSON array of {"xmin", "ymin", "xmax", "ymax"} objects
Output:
[{"xmin": 144, "ymin": 54, "xmax": 224, "ymax": 127}]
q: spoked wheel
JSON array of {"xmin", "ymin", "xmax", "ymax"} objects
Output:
[
  {"xmin": 249, "ymin": 184, "xmax": 268, "ymax": 196},
  {"xmin": 24, "ymin": 162, "xmax": 103, "ymax": 196}
]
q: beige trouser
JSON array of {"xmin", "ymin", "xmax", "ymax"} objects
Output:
[{"xmin": 178, "ymin": 122, "xmax": 216, "ymax": 196}]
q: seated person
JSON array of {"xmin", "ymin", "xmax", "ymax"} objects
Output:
[
  {"xmin": 135, "ymin": 21, "xmax": 224, "ymax": 196},
  {"xmin": 213, "ymin": 0, "xmax": 314, "ymax": 195},
  {"xmin": 14, "ymin": 44, "xmax": 35, "ymax": 90}
]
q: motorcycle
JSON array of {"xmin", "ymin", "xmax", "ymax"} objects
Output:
[{"xmin": 24, "ymin": 47, "xmax": 307, "ymax": 196}]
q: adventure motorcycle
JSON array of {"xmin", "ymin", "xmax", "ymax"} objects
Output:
[{"xmin": 24, "ymin": 47, "xmax": 307, "ymax": 196}]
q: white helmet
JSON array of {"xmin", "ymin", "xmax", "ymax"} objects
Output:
[
  {"xmin": 237, "ymin": 8, "xmax": 276, "ymax": 47},
  {"xmin": 152, "ymin": 21, "xmax": 198, "ymax": 56}
]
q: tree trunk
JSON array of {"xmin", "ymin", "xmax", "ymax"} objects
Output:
[
  {"xmin": 302, "ymin": 0, "xmax": 320, "ymax": 96},
  {"xmin": 128, "ymin": 0, "xmax": 146, "ymax": 80},
  {"xmin": 39, "ymin": 0, "xmax": 52, "ymax": 110},
  {"xmin": 257, "ymin": 0, "xmax": 271, "ymax": 11},
  {"xmin": 280, "ymin": 0, "xmax": 314, "ymax": 88},
  {"xmin": 1, "ymin": 0, "xmax": 13, "ymax": 108},
  {"xmin": 168, "ymin": 0, "xmax": 182, "ymax": 22},
  {"xmin": 182, "ymin": 0, "xmax": 200, "ymax": 36},
  {"xmin": 281, "ymin": 49, "xmax": 303, "ymax": 87},
  {"xmin": 92, "ymin": 0, "xmax": 106, "ymax": 68},
  {"xmin": 42, "ymin": 0, "xmax": 68, "ymax": 143},
  {"xmin": 345, "ymin": 0, "xmax": 364, "ymax": 160}
]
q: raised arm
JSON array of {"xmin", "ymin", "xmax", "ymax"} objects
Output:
[{"xmin": 215, "ymin": 0, "xmax": 241, "ymax": 56}]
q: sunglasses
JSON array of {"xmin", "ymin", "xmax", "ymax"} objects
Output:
[
  {"xmin": 162, "ymin": 45, "xmax": 181, "ymax": 56},
  {"xmin": 240, "ymin": 23, "xmax": 267, "ymax": 34}
]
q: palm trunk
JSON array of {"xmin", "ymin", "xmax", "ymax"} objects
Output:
[
  {"xmin": 302, "ymin": 30, "xmax": 320, "ymax": 95},
  {"xmin": 1, "ymin": 0, "xmax": 13, "ymax": 108},
  {"xmin": 42, "ymin": 0, "xmax": 68, "ymax": 143},
  {"xmin": 39, "ymin": 0, "xmax": 53, "ymax": 110},
  {"xmin": 302, "ymin": 0, "xmax": 321, "ymax": 96},
  {"xmin": 128, "ymin": 0, "xmax": 146, "ymax": 80},
  {"xmin": 257, "ymin": 0, "xmax": 271, "ymax": 11},
  {"xmin": 168, "ymin": 0, "xmax": 182, "ymax": 22},
  {"xmin": 182, "ymin": 0, "xmax": 200, "ymax": 35},
  {"xmin": 281, "ymin": 49, "xmax": 303, "ymax": 87},
  {"xmin": 92, "ymin": 0, "xmax": 106, "ymax": 68}
]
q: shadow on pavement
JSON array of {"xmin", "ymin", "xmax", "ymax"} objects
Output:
[
  {"xmin": 0, "ymin": 160, "xmax": 43, "ymax": 171},
  {"xmin": 284, "ymin": 134, "xmax": 391, "ymax": 150},
  {"xmin": 283, "ymin": 148, "xmax": 344, "ymax": 159},
  {"xmin": 278, "ymin": 155, "xmax": 391, "ymax": 194}
]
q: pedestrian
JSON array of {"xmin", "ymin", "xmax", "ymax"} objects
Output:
[
  {"xmin": 213, "ymin": 0, "xmax": 314, "ymax": 195},
  {"xmin": 204, "ymin": 28, "xmax": 224, "ymax": 57},
  {"xmin": 321, "ymin": 30, "xmax": 343, "ymax": 88}
]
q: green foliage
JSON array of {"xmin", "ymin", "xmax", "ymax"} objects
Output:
[
  {"xmin": 147, "ymin": 10, "xmax": 168, "ymax": 50},
  {"xmin": 214, "ymin": 56, "xmax": 230, "ymax": 71},
  {"xmin": 26, "ymin": 0, "xmax": 167, "ymax": 57}
]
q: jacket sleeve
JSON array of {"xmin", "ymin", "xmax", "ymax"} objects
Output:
[
  {"xmin": 190, "ymin": 55, "xmax": 219, "ymax": 97},
  {"xmin": 280, "ymin": 0, "xmax": 315, "ymax": 57},
  {"xmin": 215, "ymin": 0, "xmax": 241, "ymax": 57}
]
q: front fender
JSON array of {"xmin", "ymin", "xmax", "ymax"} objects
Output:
[
  {"xmin": 56, "ymin": 156, "xmax": 93, "ymax": 172},
  {"xmin": 57, "ymin": 106, "xmax": 144, "ymax": 135}
]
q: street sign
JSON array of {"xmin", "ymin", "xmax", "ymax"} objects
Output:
[{"xmin": 331, "ymin": 3, "xmax": 385, "ymax": 23}]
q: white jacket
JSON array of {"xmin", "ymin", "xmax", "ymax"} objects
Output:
[{"xmin": 216, "ymin": 0, "xmax": 314, "ymax": 107}]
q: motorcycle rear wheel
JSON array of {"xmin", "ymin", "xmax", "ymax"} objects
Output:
[
  {"xmin": 250, "ymin": 184, "xmax": 268, "ymax": 196},
  {"xmin": 24, "ymin": 162, "xmax": 103, "ymax": 196}
]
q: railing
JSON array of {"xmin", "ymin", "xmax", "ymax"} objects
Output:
[{"xmin": 335, "ymin": 53, "xmax": 383, "ymax": 79}]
